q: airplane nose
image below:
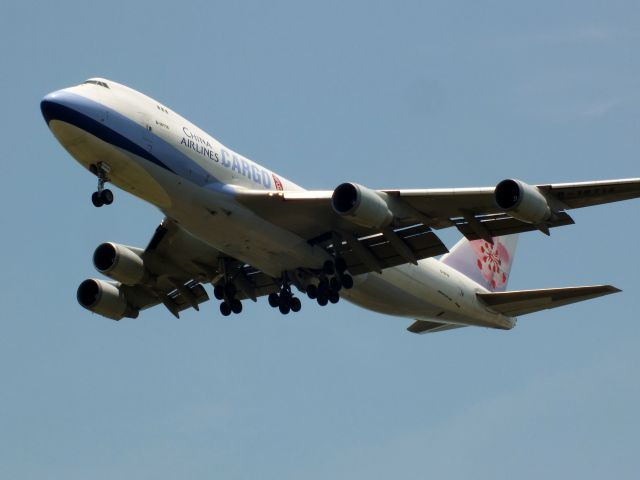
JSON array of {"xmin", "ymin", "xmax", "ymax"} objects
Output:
[{"xmin": 40, "ymin": 90, "xmax": 66, "ymax": 125}]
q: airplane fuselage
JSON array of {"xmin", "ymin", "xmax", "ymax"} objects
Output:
[{"xmin": 41, "ymin": 78, "xmax": 514, "ymax": 330}]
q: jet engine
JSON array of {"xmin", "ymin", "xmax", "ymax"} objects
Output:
[
  {"xmin": 76, "ymin": 279, "xmax": 139, "ymax": 320},
  {"xmin": 331, "ymin": 182, "xmax": 393, "ymax": 229},
  {"xmin": 494, "ymin": 179, "xmax": 553, "ymax": 224},
  {"xmin": 93, "ymin": 242, "xmax": 149, "ymax": 285}
]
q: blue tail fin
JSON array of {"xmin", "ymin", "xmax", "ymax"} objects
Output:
[{"xmin": 441, "ymin": 235, "xmax": 519, "ymax": 292}]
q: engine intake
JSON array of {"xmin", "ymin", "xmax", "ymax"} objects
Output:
[
  {"xmin": 77, "ymin": 279, "xmax": 138, "ymax": 320},
  {"xmin": 495, "ymin": 179, "xmax": 552, "ymax": 224},
  {"xmin": 331, "ymin": 182, "xmax": 393, "ymax": 229},
  {"xmin": 93, "ymin": 242, "xmax": 148, "ymax": 285}
]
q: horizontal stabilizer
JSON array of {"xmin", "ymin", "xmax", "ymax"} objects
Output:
[
  {"xmin": 477, "ymin": 285, "xmax": 620, "ymax": 317},
  {"xmin": 407, "ymin": 320, "xmax": 466, "ymax": 335}
]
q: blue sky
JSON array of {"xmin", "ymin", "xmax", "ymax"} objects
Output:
[{"xmin": 2, "ymin": 1, "xmax": 639, "ymax": 478}]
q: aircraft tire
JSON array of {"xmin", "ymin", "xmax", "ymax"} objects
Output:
[
  {"xmin": 341, "ymin": 274, "xmax": 354, "ymax": 289},
  {"xmin": 318, "ymin": 278, "xmax": 329, "ymax": 296},
  {"xmin": 219, "ymin": 302, "xmax": 232, "ymax": 316},
  {"xmin": 317, "ymin": 295, "xmax": 328, "ymax": 307},
  {"xmin": 100, "ymin": 189, "xmax": 114, "ymax": 205},
  {"xmin": 231, "ymin": 299, "xmax": 242, "ymax": 314},
  {"xmin": 91, "ymin": 192, "xmax": 104, "ymax": 207},
  {"xmin": 306, "ymin": 284, "xmax": 317, "ymax": 299},
  {"xmin": 290, "ymin": 297, "xmax": 302, "ymax": 312},
  {"xmin": 279, "ymin": 303, "xmax": 291, "ymax": 314},
  {"xmin": 329, "ymin": 291, "xmax": 340, "ymax": 304},
  {"xmin": 268, "ymin": 292, "xmax": 279, "ymax": 307},
  {"xmin": 329, "ymin": 277, "xmax": 341, "ymax": 292}
]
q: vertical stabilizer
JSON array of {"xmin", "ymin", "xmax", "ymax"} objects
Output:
[{"xmin": 441, "ymin": 235, "xmax": 518, "ymax": 292}]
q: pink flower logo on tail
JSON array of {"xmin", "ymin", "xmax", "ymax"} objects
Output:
[{"xmin": 470, "ymin": 239, "xmax": 511, "ymax": 290}]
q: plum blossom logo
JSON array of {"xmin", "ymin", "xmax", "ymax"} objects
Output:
[
  {"xmin": 272, "ymin": 174, "xmax": 284, "ymax": 191},
  {"xmin": 470, "ymin": 239, "xmax": 511, "ymax": 290}
]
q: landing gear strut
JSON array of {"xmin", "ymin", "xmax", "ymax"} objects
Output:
[{"xmin": 90, "ymin": 162, "xmax": 114, "ymax": 207}]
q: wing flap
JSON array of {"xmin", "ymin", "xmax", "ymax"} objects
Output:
[
  {"xmin": 477, "ymin": 285, "xmax": 621, "ymax": 317},
  {"xmin": 322, "ymin": 224, "xmax": 449, "ymax": 275},
  {"xmin": 456, "ymin": 211, "xmax": 575, "ymax": 240}
]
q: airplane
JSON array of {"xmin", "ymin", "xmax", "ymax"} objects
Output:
[{"xmin": 40, "ymin": 78, "xmax": 640, "ymax": 334}]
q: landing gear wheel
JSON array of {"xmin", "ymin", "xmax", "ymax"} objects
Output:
[
  {"xmin": 219, "ymin": 302, "xmax": 232, "ymax": 316},
  {"xmin": 278, "ymin": 292, "xmax": 291, "ymax": 307},
  {"xmin": 279, "ymin": 303, "xmax": 291, "ymax": 314},
  {"xmin": 318, "ymin": 278, "xmax": 329, "ymax": 296},
  {"xmin": 330, "ymin": 277, "xmax": 342, "ymax": 292},
  {"xmin": 213, "ymin": 285, "xmax": 225, "ymax": 300},
  {"xmin": 231, "ymin": 299, "xmax": 243, "ymax": 314},
  {"xmin": 317, "ymin": 295, "xmax": 328, "ymax": 307},
  {"xmin": 91, "ymin": 163, "xmax": 113, "ymax": 207},
  {"xmin": 91, "ymin": 191, "xmax": 104, "ymax": 207},
  {"xmin": 329, "ymin": 291, "xmax": 340, "ymax": 304},
  {"xmin": 306, "ymin": 284, "xmax": 318, "ymax": 299},
  {"xmin": 100, "ymin": 189, "xmax": 114, "ymax": 205},
  {"xmin": 341, "ymin": 274, "xmax": 354, "ymax": 289},
  {"xmin": 290, "ymin": 297, "xmax": 302, "ymax": 312},
  {"xmin": 268, "ymin": 292, "xmax": 280, "ymax": 308}
]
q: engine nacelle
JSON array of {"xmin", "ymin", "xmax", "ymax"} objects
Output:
[
  {"xmin": 93, "ymin": 242, "xmax": 148, "ymax": 285},
  {"xmin": 331, "ymin": 182, "xmax": 393, "ymax": 229},
  {"xmin": 77, "ymin": 279, "xmax": 139, "ymax": 320},
  {"xmin": 495, "ymin": 179, "xmax": 552, "ymax": 224}
]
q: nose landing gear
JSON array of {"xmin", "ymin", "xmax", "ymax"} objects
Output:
[{"xmin": 89, "ymin": 162, "xmax": 114, "ymax": 207}]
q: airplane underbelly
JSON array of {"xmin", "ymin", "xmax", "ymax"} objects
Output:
[
  {"xmin": 341, "ymin": 263, "xmax": 481, "ymax": 324},
  {"xmin": 145, "ymin": 182, "xmax": 331, "ymax": 277},
  {"xmin": 342, "ymin": 272, "xmax": 444, "ymax": 318}
]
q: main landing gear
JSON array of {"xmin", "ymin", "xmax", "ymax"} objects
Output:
[
  {"xmin": 213, "ymin": 257, "xmax": 353, "ymax": 317},
  {"xmin": 267, "ymin": 258, "xmax": 353, "ymax": 315},
  {"xmin": 213, "ymin": 281, "xmax": 242, "ymax": 316},
  {"xmin": 268, "ymin": 279, "xmax": 302, "ymax": 315},
  {"xmin": 89, "ymin": 162, "xmax": 114, "ymax": 207},
  {"xmin": 305, "ymin": 258, "xmax": 353, "ymax": 307}
]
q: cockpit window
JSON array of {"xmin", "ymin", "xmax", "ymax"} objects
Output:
[{"xmin": 83, "ymin": 79, "xmax": 110, "ymax": 88}]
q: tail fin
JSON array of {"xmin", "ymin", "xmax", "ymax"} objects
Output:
[{"xmin": 441, "ymin": 235, "xmax": 519, "ymax": 292}]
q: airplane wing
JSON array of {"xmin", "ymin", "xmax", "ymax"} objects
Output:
[
  {"xmin": 476, "ymin": 285, "xmax": 620, "ymax": 317},
  {"xmin": 234, "ymin": 178, "xmax": 640, "ymax": 247},
  {"xmin": 406, "ymin": 320, "xmax": 467, "ymax": 334}
]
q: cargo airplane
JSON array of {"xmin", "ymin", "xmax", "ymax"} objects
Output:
[{"xmin": 40, "ymin": 78, "xmax": 640, "ymax": 334}]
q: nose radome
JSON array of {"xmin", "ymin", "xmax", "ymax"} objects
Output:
[{"xmin": 40, "ymin": 90, "xmax": 66, "ymax": 125}]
